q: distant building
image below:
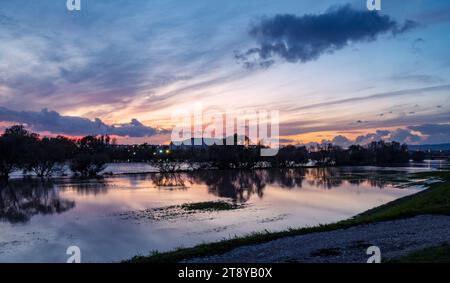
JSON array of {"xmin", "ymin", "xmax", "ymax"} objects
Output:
[{"xmin": 170, "ymin": 138, "xmax": 209, "ymax": 151}]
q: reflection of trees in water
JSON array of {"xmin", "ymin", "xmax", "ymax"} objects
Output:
[
  {"xmin": 127, "ymin": 174, "xmax": 150, "ymax": 188},
  {"xmin": 266, "ymin": 169, "xmax": 306, "ymax": 189},
  {"xmin": 0, "ymin": 179, "xmax": 75, "ymax": 223},
  {"xmin": 308, "ymin": 168, "xmax": 402, "ymax": 189},
  {"xmin": 188, "ymin": 170, "xmax": 267, "ymax": 202},
  {"xmin": 151, "ymin": 173, "xmax": 191, "ymax": 189},
  {"xmin": 304, "ymin": 168, "xmax": 344, "ymax": 190},
  {"xmin": 187, "ymin": 169, "xmax": 307, "ymax": 202},
  {"xmin": 0, "ymin": 168, "xmax": 404, "ymax": 223},
  {"xmin": 58, "ymin": 179, "xmax": 108, "ymax": 195},
  {"xmin": 185, "ymin": 168, "xmax": 401, "ymax": 202},
  {"xmin": 344, "ymin": 174, "xmax": 400, "ymax": 189}
]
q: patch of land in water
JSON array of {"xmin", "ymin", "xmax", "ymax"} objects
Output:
[{"xmin": 115, "ymin": 201, "xmax": 246, "ymax": 222}]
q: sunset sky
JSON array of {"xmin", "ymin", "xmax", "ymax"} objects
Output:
[{"xmin": 0, "ymin": 0, "xmax": 449, "ymax": 145}]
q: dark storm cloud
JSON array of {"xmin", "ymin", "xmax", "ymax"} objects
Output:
[
  {"xmin": 0, "ymin": 107, "xmax": 164, "ymax": 137},
  {"xmin": 236, "ymin": 5, "xmax": 418, "ymax": 68}
]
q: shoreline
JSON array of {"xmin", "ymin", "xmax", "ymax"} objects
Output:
[
  {"xmin": 5, "ymin": 160, "xmax": 447, "ymax": 182},
  {"xmin": 184, "ymin": 214, "xmax": 450, "ymax": 263}
]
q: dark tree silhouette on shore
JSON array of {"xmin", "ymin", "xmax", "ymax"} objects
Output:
[
  {"xmin": 0, "ymin": 125, "xmax": 434, "ymax": 181},
  {"xmin": 411, "ymin": 150, "xmax": 426, "ymax": 162},
  {"xmin": 0, "ymin": 126, "xmax": 38, "ymax": 180},
  {"xmin": 70, "ymin": 136, "xmax": 110, "ymax": 177},
  {"xmin": 26, "ymin": 136, "xmax": 76, "ymax": 179}
]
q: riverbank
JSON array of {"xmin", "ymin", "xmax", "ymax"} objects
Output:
[
  {"xmin": 184, "ymin": 215, "xmax": 450, "ymax": 263},
  {"xmin": 127, "ymin": 171, "xmax": 450, "ymax": 263},
  {"xmin": 6, "ymin": 159, "xmax": 449, "ymax": 181}
]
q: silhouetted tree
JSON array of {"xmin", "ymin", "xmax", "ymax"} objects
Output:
[
  {"xmin": 347, "ymin": 145, "xmax": 370, "ymax": 165},
  {"xmin": 70, "ymin": 135, "xmax": 110, "ymax": 177},
  {"xmin": 368, "ymin": 141, "xmax": 409, "ymax": 164},
  {"xmin": 310, "ymin": 144, "xmax": 342, "ymax": 166},
  {"xmin": 70, "ymin": 153, "xmax": 109, "ymax": 177},
  {"xmin": 270, "ymin": 145, "xmax": 309, "ymax": 167},
  {"xmin": 0, "ymin": 126, "xmax": 38, "ymax": 180},
  {"xmin": 25, "ymin": 137, "xmax": 76, "ymax": 179},
  {"xmin": 411, "ymin": 150, "xmax": 426, "ymax": 162}
]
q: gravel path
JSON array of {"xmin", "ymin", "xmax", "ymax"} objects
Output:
[{"xmin": 186, "ymin": 215, "xmax": 450, "ymax": 263}]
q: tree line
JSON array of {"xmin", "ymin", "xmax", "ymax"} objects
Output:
[
  {"xmin": 0, "ymin": 125, "xmax": 427, "ymax": 180},
  {"xmin": 0, "ymin": 125, "xmax": 112, "ymax": 180}
]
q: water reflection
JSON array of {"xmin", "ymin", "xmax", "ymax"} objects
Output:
[
  {"xmin": 189, "ymin": 170, "xmax": 267, "ymax": 202},
  {"xmin": 0, "ymin": 166, "xmax": 430, "ymax": 263},
  {"xmin": 0, "ymin": 179, "xmax": 75, "ymax": 223},
  {"xmin": 188, "ymin": 168, "xmax": 410, "ymax": 202},
  {"xmin": 0, "ymin": 168, "xmax": 418, "ymax": 224},
  {"xmin": 57, "ymin": 179, "xmax": 108, "ymax": 196},
  {"xmin": 151, "ymin": 173, "xmax": 191, "ymax": 189}
]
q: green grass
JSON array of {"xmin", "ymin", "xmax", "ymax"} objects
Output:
[
  {"xmin": 349, "ymin": 171, "xmax": 450, "ymax": 222},
  {"xmin": 126, "ymin": 171, "xmax": 450, "ymax": 263},
  {"xmin": 388, "ymin": 243, "xmax": 450, "ymax": 263},
  {"xmin": 180, "ymin": 201, "xmax": 242, "ymax": 211}
]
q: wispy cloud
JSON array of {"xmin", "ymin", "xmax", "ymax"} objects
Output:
[{"xmin": 288, "ymin": 85, "xmax": 450, "ymax": 112}]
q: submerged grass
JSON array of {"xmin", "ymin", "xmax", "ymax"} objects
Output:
[
  {"xmin": 180, "ymin": 201, "xmax": 242, "ymax": 212},
  {"xmin": 117, "ymin": 200, "xmax": 244, "ymax": 222},
  {"xmin": 126, "ymin": 171, "xmax": 450, "ymax": 263},
  {"xmin": 388, "ymin": 243, "xmax": 450, "ymax": 263}
]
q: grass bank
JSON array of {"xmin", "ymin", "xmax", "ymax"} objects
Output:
[
  {"xmin": 126, "ymin": 171, "xmax": 450, "ymax": 263},
  {"xmin": 388, "ymin": 243, "xmax": 450, "ymax": 263}
]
